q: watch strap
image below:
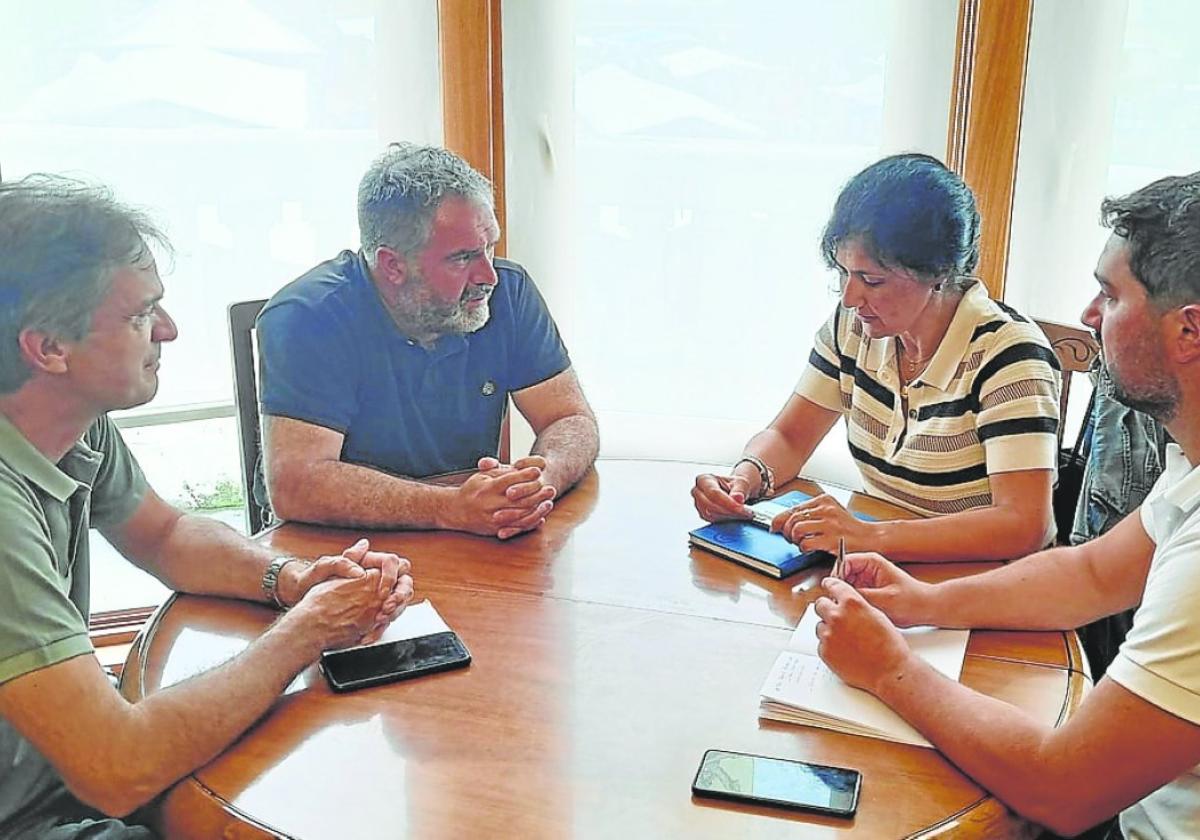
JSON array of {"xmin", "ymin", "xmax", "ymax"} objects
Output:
[{"xmin": 261, "ymin": 556, "xmax": 299, "ymax": 609}]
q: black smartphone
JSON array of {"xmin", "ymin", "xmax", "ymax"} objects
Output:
[
  {"xmin": 320, "ymin": 631, "xmax": 471, "ymax": 693},
  {"xmin": 692, "ymin": 749, "xmax": 861, "ymax": 817}
]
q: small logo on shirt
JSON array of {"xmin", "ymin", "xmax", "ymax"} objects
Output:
[{"xmin": 481, "ymin": 380, "xmax": 496, "ymax": 397}]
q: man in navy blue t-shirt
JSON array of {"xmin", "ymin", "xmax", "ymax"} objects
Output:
[{"xmin": 257, "ymin": 143, "xmax": 598, "ymax": 538}]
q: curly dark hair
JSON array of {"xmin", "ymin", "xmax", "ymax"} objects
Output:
[
  {"xmin": 1100, "ymin": 172, "xmax": 1200, "ymax": 308},
  {"xmin": 820, "ymin": 153, "xmax": 980, "ymax": 284}
]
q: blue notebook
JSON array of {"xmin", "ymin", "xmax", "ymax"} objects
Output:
[{"xmin": 688, "ymin": 490, "xmax": 876, "ymax": 579}]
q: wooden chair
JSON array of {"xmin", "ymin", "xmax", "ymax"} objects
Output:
[
  {"xmin": 1035, "ymin": 319, "xmax": 1101, "ymax": 548},
  {"xmin": 1034, "ymin": 318, "xmax": 1100, "ymax": 447},
  {"xmin": 227, "ymin": 299, "xmax": 271, "ymax": 534}
]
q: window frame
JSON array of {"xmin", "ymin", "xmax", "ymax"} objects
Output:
[
  {"xmin": 946, "ymin": 0, "xmax": 1035, "ymax": 299},
  {"xmin": 73, "ymin": 0, "xmax": 1035, "ymax": 640}
]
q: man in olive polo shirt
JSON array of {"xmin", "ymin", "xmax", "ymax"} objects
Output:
[{"xmin": 0, "ymin": 175, "xmax": 415, "ymax": 839}]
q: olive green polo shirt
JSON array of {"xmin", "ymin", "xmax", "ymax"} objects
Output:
[{"xmin": 0, "ymin": 412, "xmax": 148, "ymax": 835}]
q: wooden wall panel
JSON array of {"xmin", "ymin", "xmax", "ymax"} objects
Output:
[
  {"xmin": 437, "ymin": 0, "xmax": 507, "ymax": 257},
  {"xmin": 946, "ymin": 0, "xmax": 1034, "ymax": 300},
  {"xmin": 437, "ymin": 0, "xmax": 511, "ymax": 459}
]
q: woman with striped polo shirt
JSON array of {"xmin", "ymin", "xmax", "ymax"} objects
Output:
[{"xmin": 692, "ymin": 154, "xmax": 1061, "ymax": 562}]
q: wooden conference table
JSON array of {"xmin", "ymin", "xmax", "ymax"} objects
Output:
[{"xmin": 122, "ymin": 460, "xmax": 1088, "ymax": 839}]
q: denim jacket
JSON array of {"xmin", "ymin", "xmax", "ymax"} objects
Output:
[
  {"xmin": 1070, "ymin": 363, "xmax": 1171, "ymax": 545},
  {"xmin": 1069, "ymin": 361, "xmax": 1170, "ymax": 679}
]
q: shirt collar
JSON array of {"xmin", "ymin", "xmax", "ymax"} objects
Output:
[
  {"xmin": 862, "ymin": 325, "xmax": 891, "ymax": 375},
  {"xmin": 919, "ymin": 280, "xmax": 988, "ymax": 391},
  {"xmin": 0, "ymin": 412, "xmax": 82, "ymax": 502},
  {"xmin": 1159, "ymin": 443, "xmax": 1200, "ymax": 515},
  {"xmin": 857, "ymin": 280, "xmax": 988, "ymax": 392},
  {"xmin": 357, "ymin": 250, "xmax": 469, "ymax": 359}
]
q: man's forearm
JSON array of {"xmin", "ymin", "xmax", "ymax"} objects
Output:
[
  {"xmin": 872, "ymin": 657, "xmax": 1083, "ymax": 834},
  {"xmin": 531, "ymin": 414, "xmax": 599, "ymax": 493},
  {"xmin": 273, "ymin": 459, "xmax": 457, "ymax": 529},
  {"xmin": 926, "ymin": 541, "xmax": 1143, "ymax": 631},
  {"xmin": 143, "ymin": 513, "xmax": 275, "ymax": 601},
  {"xmin": 93, "ymin": 613, "xmax": 323, "ymax": 814}
]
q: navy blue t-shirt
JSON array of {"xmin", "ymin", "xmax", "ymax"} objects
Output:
[{"xmin": 257, "ymin": 251, "xmax": 570, "ymax": 478}]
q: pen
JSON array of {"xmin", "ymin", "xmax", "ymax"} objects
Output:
[{"xmin": 834, "ymin": 537, "xmax": 845, "ymax": 579}]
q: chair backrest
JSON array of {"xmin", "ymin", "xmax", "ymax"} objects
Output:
[
  {"xmin": 1034, "ymin": 318, "xmax": 1101, "ymax": 447},
  {"xmin": 499, "ymin": 407, "xmax": 511, "ymax": 464},
  {"xmin": 227, "ymin": 299, "xmax": 270, "ymax": 534}
]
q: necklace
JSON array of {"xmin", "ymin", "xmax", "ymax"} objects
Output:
[{"xmin": 897, "ymin": 342, "xmax": 931, "ymax": 382}]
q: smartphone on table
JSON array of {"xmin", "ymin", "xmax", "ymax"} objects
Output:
[
  {"xmin": 692, "ymin": 749, "xmax": 861, "ymax": 817},
  {"xmin": 320, "ymin": 630, "xmax": 471, "ymax": 693}
]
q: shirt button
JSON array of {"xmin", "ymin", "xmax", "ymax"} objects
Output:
[
  {"xmin": 406, "ymin": 340, "xmax": 415, "ymax": 346},
  {"xmin": 908, "ymin": 409, "xmax": 917, "ymax": 419}
]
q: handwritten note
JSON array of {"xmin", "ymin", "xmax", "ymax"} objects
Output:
[
  {"xmin": 761, "ymin": 651, "xmax": 931, "ymax": 747},
  {"xmin": 758, "ymin": 605, "xmax": 970, "ymax": 748},
  {"xmin": 789, "ymin": 605, "xmax": 969, "ymax": 681}
]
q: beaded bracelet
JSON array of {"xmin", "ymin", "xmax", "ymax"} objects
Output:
[{"xmin": 732, "ymin": 454, "xmax": 775, "ymax": 502}]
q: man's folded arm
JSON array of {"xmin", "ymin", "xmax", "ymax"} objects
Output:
[
  {"xmin": 0, "ymin": 596, "xmax": 357, "ymax": 818},
  {"xmin": 103, "ymin": 489, "xmax": 293, "ymax": 601},
  {"xmin": 512, "ymin": 366, "xmax": 599, "ymax": 494},
  {"xmin": 264, "ymin": 415, "xmax": 456, "ymax": 529}
]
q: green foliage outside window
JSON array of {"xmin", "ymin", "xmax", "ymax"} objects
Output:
[{"xmin": 177, "ymin": 478, "xmax": 244, "ymax": 512}]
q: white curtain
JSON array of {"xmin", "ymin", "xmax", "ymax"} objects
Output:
[
  {"xmin": 1008, "ymin": 0, "xmax": 1200, "ymax": 326},
  {"xmin": 503, "ymin": 0, "xmax": 957, "ymax": 484}
]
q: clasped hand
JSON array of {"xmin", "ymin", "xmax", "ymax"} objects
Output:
[
  {"xmin": 281, "ymin": 538, "xmax": 415, "ymax": 647},
  {"xmin": 455, "ymin": 455, "xmax": 557, "ymax": 540}
]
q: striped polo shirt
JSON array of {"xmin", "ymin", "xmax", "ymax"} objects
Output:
[{"xmin": 795, "ymin": 281, "xmax": 1060, "ymax": 527}]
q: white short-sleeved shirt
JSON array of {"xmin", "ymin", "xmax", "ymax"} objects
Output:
[
  {"xmin": 794, "ymin": 281, "xmax": 1060, "ymax": 536},
  {"xmin": 1110, "ymin": 445, "xmax": 1200, "ymax": 838}
]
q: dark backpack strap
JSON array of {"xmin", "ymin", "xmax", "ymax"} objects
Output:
[{"xmin": 1069, "ymin": 385, "xmax": 1099, "ymax": 464}]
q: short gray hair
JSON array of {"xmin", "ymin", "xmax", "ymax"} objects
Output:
[
  {"xmin": 0, "ymin": 174, "xmax": 170, "ymax": 393},
  {"xmin": 357, "ymin": 143, "xmax": 494, "ymax": 262}
]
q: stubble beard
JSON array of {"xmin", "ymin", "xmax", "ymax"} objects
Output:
[
  {"xmin": 1108, "ymin": 355, "xmax": 1180, "ymax": 423},
  {"xmin": 1111, "ymin": 378, "xmax": 1178, "ymax": 423},
  {"xmin": 391, "ymin": 280, "xmax": 492, "ymax": 339}
]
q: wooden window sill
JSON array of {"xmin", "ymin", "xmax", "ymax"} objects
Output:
[{"xmin": 90, "ymin": 606, "xmax": 158, "ymax": 676}]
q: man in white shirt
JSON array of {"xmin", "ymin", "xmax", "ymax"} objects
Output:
[{"xmin": 812, "ymin": 171, "xmax": 1200, "ymax": 838}]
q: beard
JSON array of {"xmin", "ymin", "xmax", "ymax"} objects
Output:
[
  {"xmin": 392, "ymin": 275, "xmax": 493, "ymax": 338},
  {"xmin": 1108, "ymin": 355, "xmax": 1180, "ymax": 423}
]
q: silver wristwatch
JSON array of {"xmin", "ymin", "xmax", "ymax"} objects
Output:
[{"xmin": 261, "ymin": 556, "xmax": 298, "ymax": 609}]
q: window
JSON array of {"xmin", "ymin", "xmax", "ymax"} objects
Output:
[
  {"xmin": 1, "ymin": 0, "xmax": 441, "ymax": 612},
  {"xmin": 504, "ymin": 0, "xmax": 958, "ymax": 479},
  {"xmin": 1007, "ymin": 0, "xmax": 1200, "ymax": 325}
]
